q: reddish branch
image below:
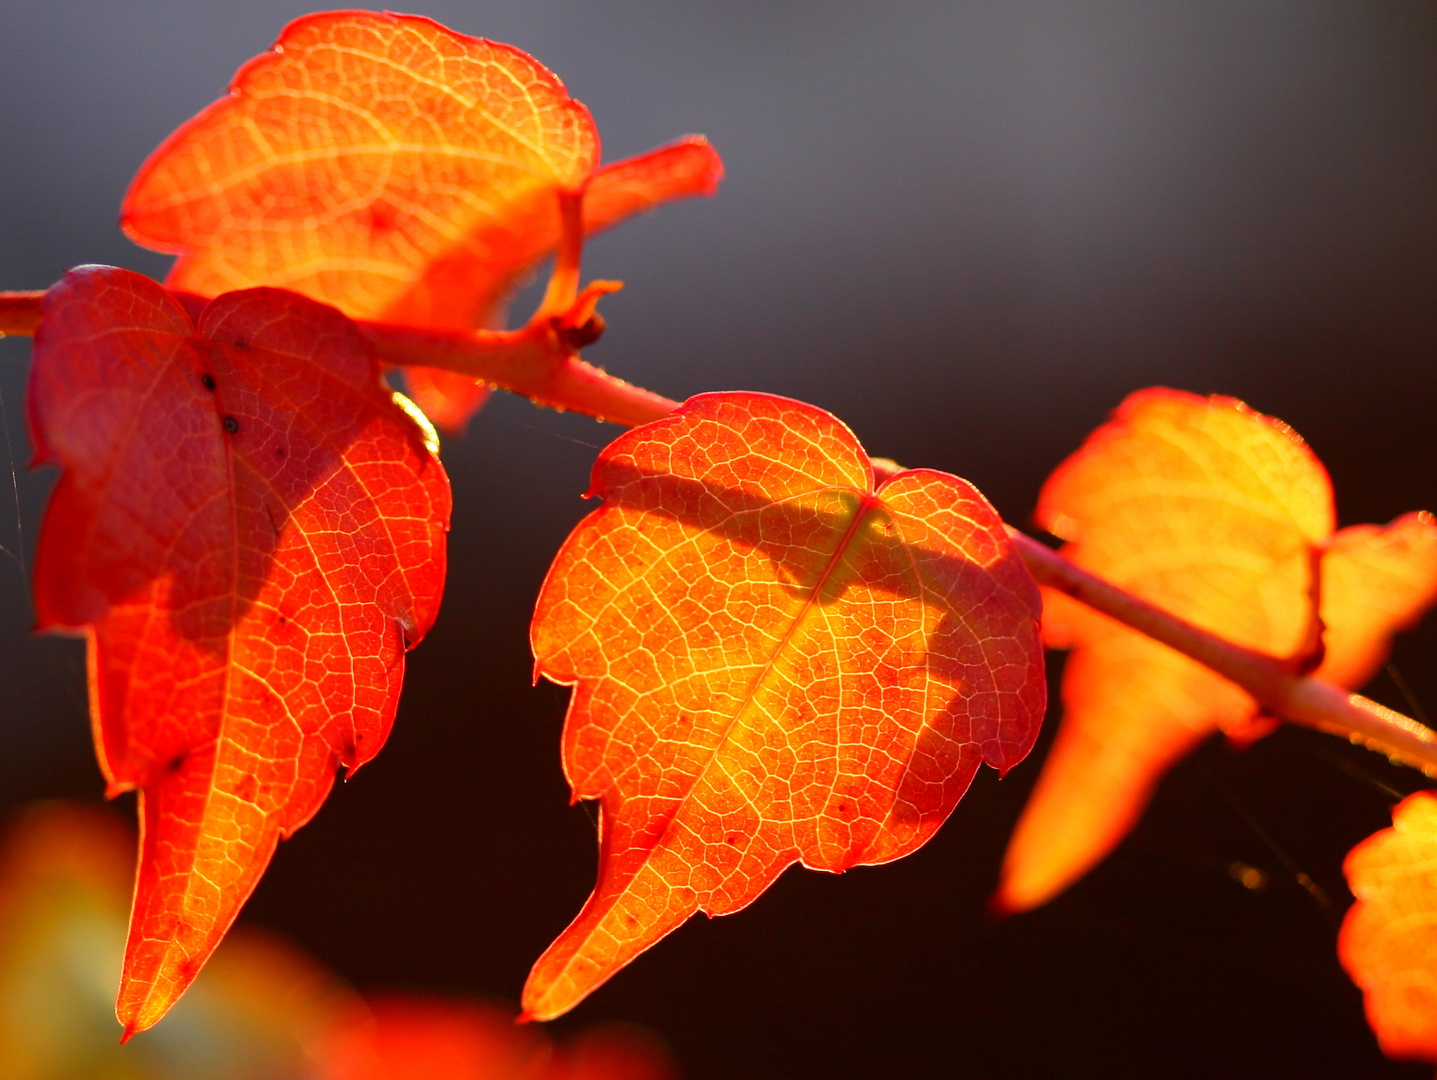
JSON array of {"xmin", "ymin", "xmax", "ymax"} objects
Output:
[
  {"xmin": 362, "ymin": 315, "xmax": 679, "ymax": 429},
  {"xmin": 0, "ymin": 291, "xmax": 43, "ymax": 336},
  {"xmin": 1010, "ymin": 529, "xmax": 1437, "ymax": 776},
  {"xmin": 6, "ymin": 280, "xmax": 1436, "ymax": 774},
  {"xmin": 1, "ymin": 285, "xmax": 679, "ymax": 428}
]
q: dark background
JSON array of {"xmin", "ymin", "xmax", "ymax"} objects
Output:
[{"xmin": 4, "ymin": 2, "xmax": 1437, "ymax": 1076}]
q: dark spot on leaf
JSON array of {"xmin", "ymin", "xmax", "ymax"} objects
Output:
[
  {"xmin": 166, "ymin": 753, "xmax": 186, "ymax": 774},
  {"xmin": 726, "ymin": 834, "xmax": 739, "ymax": 845},
  {"xmin": 200, "ymin": 374, "xmax": 216, "ymax": 391},
  {"xmin": 368, "ymin": 200, "xmax": 399, "ymax": 232},
  {"xmin": 232, "ymin": 338, "xmax": 247, "ymax": 348},
  {"xmin": 275, "ymin": 446, "xmax": 286, "ymax": 458},
  {"xmin": 223, "ymin": 416, "xmax": 239, "ymax": 434},
  {"xmin": 233, "ymin": 773, "xmax": 258, "ymax": 803}
]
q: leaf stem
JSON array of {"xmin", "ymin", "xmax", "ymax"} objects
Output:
[
  {"xmin": 361, "ymin": 316, "xmax": 680, "ymax": 428},
  {"xmin": 533, "ymin": 189, "xmax": 585, "ymax": 322},
  {"xmin": 3, "ymin": 284, "xmax": 679, "ymax": 428},
  {"xmin": 1008, "ymin": 527, "xmax": 1437, "ymax": 777},
  {"xmin": 11, "ymin": 279, "xmax": 1437, "ymax": 776}
]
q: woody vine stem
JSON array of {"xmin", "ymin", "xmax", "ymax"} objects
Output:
[{"xmin": 3, "ymin": 281, "xmax": 1436, "ymax": 779}]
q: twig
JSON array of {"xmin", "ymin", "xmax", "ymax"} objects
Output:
[
  {"xmin": 1010, "ymin": 528, "xmax": 1437, "ymax": 778},
  {"xmin": 0, "ymin": 291, "xmax": 44, "ymax": 337},
  {"xmin": 13, "ymin": 277, "xmax": 1437, "ymax": 779}
]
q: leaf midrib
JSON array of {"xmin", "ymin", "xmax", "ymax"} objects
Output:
[{"xmin": 605, "ymin": 485, "xmax": 884, "ymax": 896}]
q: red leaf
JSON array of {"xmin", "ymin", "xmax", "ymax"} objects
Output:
[
  {"xmin": 1340, "ymin": 790, "xmax": 1437, "ymax": 1063},
  {"xmin": 121, "ymin": 11, "xmax": 722, "ymax": 430},
  {"xmin": 29, "ymin": 265, "xmax": 450, "ymax": 1036},
  {"xmin": 523, "ymin": 392, "xmax": 1046, "ymax": 1019},
  {"xmin": 997, "ymin": 388, "xmax": 1437, "ymax": 913}
]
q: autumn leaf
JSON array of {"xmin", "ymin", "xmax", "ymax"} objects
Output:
[
  {"xmin": 119, "ymin": 9, "xmax": 597, "ymax": 322},
  {"xmin": 523, "ymin": 391, "xmax": 1046, "ymax": 1019},
  {"xmin": 1340, "ymin": 790, "xmax": 1437, "ymax": 1063},
  {"xmin": 29, "ymin": 265, "xmax": 450, "ymax": 1036},
  {"xmin": 120, "ymin": 10, "xmax": 723, "ymax": 429},
  {"xmin": 996, "ymin": 388, "xmax": 1437, "ymax": 913}
]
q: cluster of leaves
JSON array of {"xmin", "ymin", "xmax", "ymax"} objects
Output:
[{"xmin": 8, "ymin": 8, "xmax": 1437, "ymax": 1066}]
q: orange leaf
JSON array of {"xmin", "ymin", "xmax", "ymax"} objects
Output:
[
  {"xmin": 122, "ymin": 10, "xmax": 597, "ymax": 326},
  {"xmin": 121, "ymin": 11, "xmax": 722, "ymax": 429},
  {"xmin": 29, "ymin": 265, "xmax": 450, "ymax": 1036},
  {"xmin": 523, "ymin": 391, "xmax": 1046, "ymax": 1019},
  {"xmin": 1340, "ymin": 790, "xmax": 1437, "ymax": 1063},
  {"xmin": 997, "ymin": 388, "xmax": 1437, "ymax": 913}
]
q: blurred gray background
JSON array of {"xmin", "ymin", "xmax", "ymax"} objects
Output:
[{"xmin": 3, "ymin": 3, "xmax": 1437, "ymax": 1077}]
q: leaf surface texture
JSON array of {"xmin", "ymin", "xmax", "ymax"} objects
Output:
[
  {"xmin": 525, "ymin": 391, "xmax": 1045, "ymax": 1018},
  {"xmin": 29, "ymin": 265, "xmax": 450, "ymax": 1034},
  {"xmin": 121, "ymin": 11, "xmax": 721, "ymax": 429},
  {"xmin": 1340, "ymin": 790, "xmax": 1437, "ymax": 1064}
]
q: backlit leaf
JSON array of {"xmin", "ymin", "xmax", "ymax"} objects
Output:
[
  {"xmin": 29, "ymin": 265, "xmax": 450, "ymax": 1035},
  {"xmin": 523, "ymin": 391, "xmax": 1046, "ymax": 1019},
  {"xmin": 1339, "ymin": 790, "xmax": 1437, "ymax": 1063},
  {"xmin": 121, "ymin": 11, "xmax": 723, "ymax": 429},
  {"xmin": 997, "ymin": 388, "xmax": 1437, "ymax": 913},
  {"xmin": 121, "ymin": 10, "xmax": 596, "ymax": 324}
]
